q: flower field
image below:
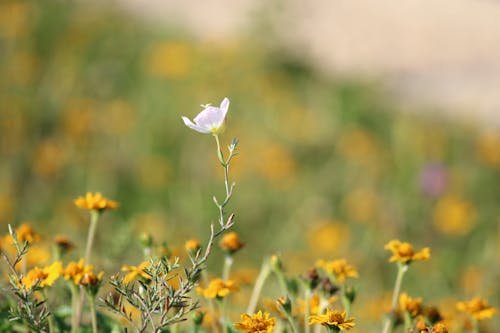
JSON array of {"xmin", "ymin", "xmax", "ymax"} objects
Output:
[{"xmin": 0, "ymin": 1, "xmax": 498, "ymax": 332}]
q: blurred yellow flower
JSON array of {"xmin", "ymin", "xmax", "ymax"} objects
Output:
[
  {"xmin": 14, "ymin": 223, "xmax": 41, "ymax": 243},
  {"xmin": 21, "ymin": 261, "xmax": 63, "ymax": 290},
  {"xmin": 220, "ymin": 232, "xmax": 244, "ymax": 253},
  {"xmin": 185, "ymin": 239, "xmax": 201, "ymax": 253},
  {"xmin": 298, "ymin": 292, "xmax": 322, "ymax": 317},
  {"xmin": 433, "ymin": 196, "xmax": 476, "ymax": 236},
  {"xmin": 384, "ymin": 240, "xmax": 430, "ymax": 264},
  {"xmin": 257, "ymin": 144, "xmax": 296, "ymax": 187},
  {"xmin": 74, "ymin": 192, "xmax": 118, "ymax": 212},
  {"xmin": 456, "ymin": 297, "xmax": 497, "ymax": 321},
  {"xmin": 337, "ymin": 128, "xmax": 380, "ymax": 164},
  {"xmin": 399, "ymin": 293, "xmax": 423, "ymax": 317},
  {"xmin": 33, "ymin": 139, "xmax": 68, "ymax": 178},
  {"xmin": 341, "ymin": 188, "xmax": 378, "ymax": 224},
  {"xmin": 0, "ymin": 2, "xmax": 31, "ymax": 39},
  {"xmin": 307, "ymin": 220, "xmax": 350, "ymax": 256},
  {"xmin": 64, "ymin": 258, "xmax": 101, "ymax": 286},
  {"xmin": 122, "ymin": 261, "xmax": 151, "ymax": 284},
  {"xmin": 197, "ymin": 278, "xmax": 238, "ymax": 299},
  {"xmin": 316, "ymin": 259, "xmax": 358, "ymax": 283},
  {"xmin": 80, "ymin": 270, "xmax": 104, "ymax": 287},
  {"xmin": 309, "ymin": 308, "xmax": 355, "ymax": 330},
  {"xmin": 234, "ymin": 311, "xmax": 276, "ymax": 333},
  {"xmin": 431, "ymin": 323, "xmax": 448, "ymax": 333},
  {"xmin": 53, "ymin": 235, "xmax": 75, "ymax": 252},
  {"xmin": 147, "ymin": 41, "xmax": 193, "ymax": 79},
  {"xmin": 476, "ymin": 131, "xmax": 500, "ymax": 166}
]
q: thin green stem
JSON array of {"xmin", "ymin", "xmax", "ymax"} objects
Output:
[
  {"xmin": 84, "ymin": 210, "xmax": 100, "ymax": 263},
  {"xmin": 75, "ymin": 210, "xmax": 101, "ymax": 331},
  {"xmin": 219, "ymin": 298, "xmax": 228, "ymax": 333},
  {"xmin": 69, "ymin": 283, "xmax": 78, "ymax": 333},
  {"xmin": 88, "ymin": 294, "xmax": 98, "ymax": 333},
  {"xmin": 222, "ymin": 255, "xmax": 233, "ymax": 282},
  {"xmin": 304, "ymin": 288, "xmax": 312, "ymax": 333},
  {"xmin": 341, "ymin": 287, "xmax": 351, "ymax": 317},
  {"xmin": 381, "ymin": 263, "xmax": 408, "ymax": 333},
  {"xmin": 284, "ymin": 311, "xmax": 299, "ymax": 333},
  {"xmin": 202, "ymin": 271, "xmax": 218, "ymax": 333},
  {"xmin": 471, "ymin": 317, "xmax": 479, "ymax": 333},
  {"xmin": 246, "ymin": 259, "xmax": 271, "ymax": 314},
  {"xmin": 43, "ymin": 290, "xmax": 54, "ymax": 333}
]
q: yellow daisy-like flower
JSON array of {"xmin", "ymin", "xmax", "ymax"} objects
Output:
[
  {"xmin": 220, "ymin": 232, "xmax": 244, "ymax": 253},
  {"xmin": 21, "ymin": 261, "xmax": 63, "ymax": 290},
  {"xmin": 185, "ymin": 239, "xmax": 201, "ymax": 253},
  {"xmin": 456, "ymin": 297, "xmax": 497, "ymax": 321},
  {"xmin": 74, "ymin": 192, "xmax": 118, "ymax": 212},
  {"xmin": 316, "ymin": 259, "xmax": 359, "ymax": 283},
  {"xmin": 121, "ymin": 261, "xmax": 151, "ymax": 283},
  {"xmin": 197, "ymin": 278, "xmax": 238, "ymax": 299},
  {"xmin": 309, "ymin": 308, "xmax": 355, "ymax": 331},
  {"xmin": 80, "ymin": 270, "xmax": 104, "ymax": 287},
  {"xmin": 234, "ymin": 311, "xmax": 276, "ymax": 333},
  {"xmin": 384, "ymin": 240, "xmax": 430, "ymax": 264},
  {"xmin": 431, "ymin": 323, "xmax": 448, "ymax": 333},
  {"xmin": 399, "ymin": 293, "xmax": 423, "ymax": 317},
  {"xmin": 63, "ymin": 259, "xmax": 101, "ymax": 286},
  {"xmin": 14, "ymin": 223, "xmax": 41, "ymax": 243}
]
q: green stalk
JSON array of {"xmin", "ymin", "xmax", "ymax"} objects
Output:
[
  {"xmin": 304, "ymin": 288, "xmax": 312, "ymax": 333},
  {"xmin": 84, "ymin": 210, "xmax": 100, "ymax": 263},
  {"xmin": 222, "ymin": 255, "xmax": 233, "ymax": 282},
  {"xmin": 246, "ymin": 259, "xmax": 271, "ymax": 314},
  {"xmin": 69, "ymin": 280, "xmax": 79, "ymax": 333},
  {"xmin": 75, "ymin": 209, "xmax": 101, "ymax": 331},
  {"xmin": 88, "ymin": 294, "xmax": 98, "ymax": 333},
  {"xmin": 381, "ymin": 263, "xmax": 408, "ymax": 333}
]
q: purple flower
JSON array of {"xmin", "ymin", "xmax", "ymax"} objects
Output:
[
  {"xmin": 419, "ymin": 163, "xmax": 447, "ymax": 198},
  {"xmin": 182, "ymin": 97, "xmax": 230, "ymax": 134}
]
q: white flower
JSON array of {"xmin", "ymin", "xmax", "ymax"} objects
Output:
[{"xmin": 182, "ymin": 97, "xmax": 230, "ymax": 134}]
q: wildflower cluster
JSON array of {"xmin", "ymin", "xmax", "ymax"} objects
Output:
[{"xmin": 0, "ymin": 96, "xmax": 497, "ymax": 333}]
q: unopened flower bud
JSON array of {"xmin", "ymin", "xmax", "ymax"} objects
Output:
[
  {"xmin": 219, "ymin": 232, "xmax": 244, "ymax": 254},
  {"xmin": 191, "ymin": 310, "xmax": 204, "ymax": 326},
  {"xmin": 344, "ymin": 286, "xmax": 356, "ymax": 303},
  {"xmin": 276, "ymin": 295, "xmax": 292, "ymax": 315},
  {"xmin": 139, "ymin": 232, "xmax": 153, "ymax": 248},
  {"xmin": 303, "ymin": 267, "xmax": 320, "ymax": 290}
]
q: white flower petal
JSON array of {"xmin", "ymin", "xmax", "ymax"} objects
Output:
[{"xmin": 182, "ymin": 116, "xmax": 211, "ymax": 133}]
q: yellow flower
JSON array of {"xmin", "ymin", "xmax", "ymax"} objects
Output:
[
  {"xmin": 316, "ymin": 259, "xmax": 358, "ymax": 283},
  {"xmin": 185, "ymin": 239, "xmax": 201, "ymax": 253},
  {"xmin": 147, "ymin": 41, "xmax": 193, "ymax": 79},
  {"xmin": 384, "ymin": 240, "xmax": 430, "ymax": 264},
  {"xmin": 64, "ymin": 259, "xmax": 101, "ymax": 286},
  {"xmin": 197, "ymin": 278, "xmax": 238, "ymax": 299},
  {"xmin": 14, "ymin": 223, "xmax": 41, "ymax": 243},
  {"xmin": 399, "ymin": 293, "xmax": 423, "ymax": 317},
  {"xmin": 220, "ymin": 232, "xmax": 244, "ymax": 253},
  {"xmin": 309, "ymin": 308, "xmax": 355, "ymax": 331},
  {"xmin": 298, "ymin": 292, "xmax": 321, "ymax": 316},
  {"xmin": 431, "ymin": 323, "xmax": 448, "ymax": 333},
  {"xmin": 433, "ymin": 196, "xmax": 476, "ymax": 236},
  {"xmin": 122, "ymin": 261, "xmax": 151, "ymax": 283},
  {"xmin": 456, "ymin": 297, "xmax": 497, "ymax": 321},
  {"xmin": 53, "ymin": 235, "xmax": 75, "ymax": 252},
  {"xmin": 476, "ymin": 130, "xmax": 500, "ymax": 166},
  {"xmin": 74, "ymin": 192, "xmax": 118, "ymax": 212},
  {"xmin": 80, "ymin": 270, "xmax": 104, "ymax": 287},
  {"xmin": 234, "ymin": 311, "xmax": 276, "ymax": 333},
  {"xmin": 21, "ymin": 261, "xmax": 63, "ymax": 290},
  {"xmin": 307, "ymin": 220, "xmax": 350, "ymax": 255}
]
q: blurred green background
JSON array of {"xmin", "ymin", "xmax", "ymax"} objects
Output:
[{"xmin": 0, "ymin": 1, "xmax": 498, "ymax": 331}]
